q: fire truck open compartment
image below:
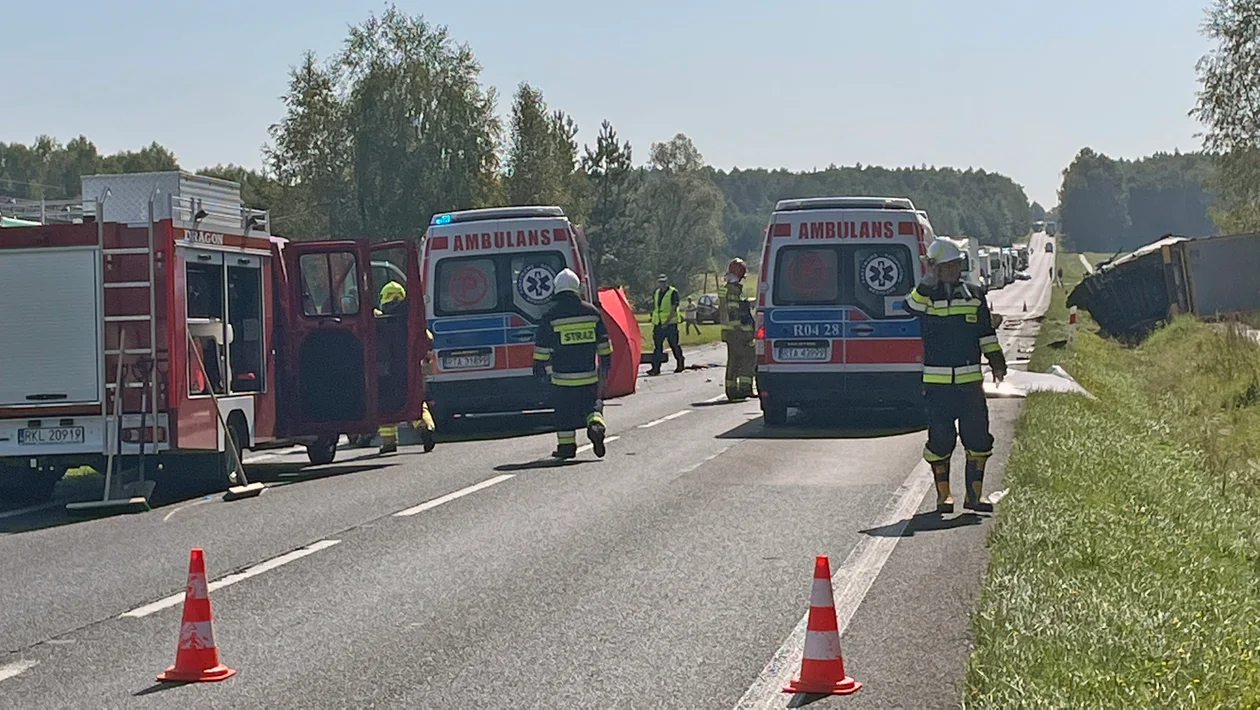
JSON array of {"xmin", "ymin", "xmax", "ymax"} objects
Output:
[
  {"xmin": 0, "ymin": 170, "xmax": 430, "ymax": 505},
  {"xmin": 0, "ymin": 248, "xmax": 102, "ymax": 407}
]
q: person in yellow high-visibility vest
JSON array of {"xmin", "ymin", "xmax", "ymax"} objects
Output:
[{"xmin": 646, "ymin": 273, "xmax": 685, "ymax": 375}]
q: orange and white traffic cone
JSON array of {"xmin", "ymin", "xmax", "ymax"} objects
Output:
[
  {"xmin": 783, "ymin": 555, "xmax": 861, "ymax": 696},
  {"xmin": 157, "ymin": 548, "xmax": 237, "ymax": 683}
]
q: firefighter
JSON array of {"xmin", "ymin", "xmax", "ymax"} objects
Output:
[
  {"xmin": 533, "ymin": 268, "xmax": 613, "ymax": 460},
  {"xmin": 646, "ymin": 273, "xmax": 684, "ymax": 375},
  {"xmin": 905, "ymin": 238, "xmax": 1007, "ymax": 514},
  {"xmin": 374, "ymin": 280, "xmax": 408, "ymax": 454},
  {"xmin": 720, "ymin": 258, "xmax": 755, "ymax": 400}
]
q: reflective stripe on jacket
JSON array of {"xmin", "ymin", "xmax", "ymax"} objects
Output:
[
  {"xmin": 533, "ymin": 293, "xmax": 614, "ymax": 386},
  {"xmin": 905, "ymin": 281, "xmax": 1005, "ymax": 385}
]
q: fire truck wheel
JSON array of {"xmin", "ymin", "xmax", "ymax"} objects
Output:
[{"xmin": 306, "ymin": 435, "xmax": 338, "ymax": 466}]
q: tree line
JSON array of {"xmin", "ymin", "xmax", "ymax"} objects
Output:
[
  {"xmin": 1057, "ymin": 148, "xmax": 1216, "ymax": 253},
  {"xmin": 0, "ymin": 5, "xmax": 1036, "ymax": 298}
]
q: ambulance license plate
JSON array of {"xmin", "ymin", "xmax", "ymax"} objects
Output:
[
  {"xmin": 18, "ymin": 426, "xmax": 85, "ymax": 445},
  {"xmin": 441, "ymin": 350, "xmax": 492, "ymax": 371},
  {"xmin": 774, "ymin": 341, "xmax": 829, "ymax": 362}
]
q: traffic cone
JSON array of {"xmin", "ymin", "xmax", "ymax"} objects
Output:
[
  {"xmin": 157, "ymin": 548, "xmax": 237, "ymax": 683},
  {"xmin": 783, "ymin": 555, "xmax": 861, "ymax": 696}
]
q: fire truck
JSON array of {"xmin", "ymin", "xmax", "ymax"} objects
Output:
[{"xmin": 0, "ymin": 171, "xmax": 430, "ymax": 504}]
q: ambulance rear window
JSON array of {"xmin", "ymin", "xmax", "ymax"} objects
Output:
[
  {"xmin": 773, "ymin": 248, "xmax": 839, "ymax": 305},
  {"xmin": 436, "ymin": 256, "xmax": 499, "ymax": 315}
]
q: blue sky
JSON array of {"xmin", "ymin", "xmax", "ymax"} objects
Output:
[{"xmin": 1, "ymin": 0, "xmax": 1213, "ymax": 207}]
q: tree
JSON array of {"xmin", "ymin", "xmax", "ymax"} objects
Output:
[
  {"xmin": 1030, "ymin": 201, "xmax": 1047, "ymax": 222},
  {"xmin": 265, "ymin": 6, "xmax": 502, "ymax": 239},
  {"xmin": 580, "ymin": 120, "xmax": 640, "ymax": 286},
  {"xmin": 504, "ymin": 83, "xmax": 584, "ymax": 219},
  {"xmin": 629, "ymin": 134, "xmax": 724, "ymax": 296},
  {"xmin": 1058, "ymin": 148, "xmax": 1130, "ymax": 252},
  {"xmin": 1191, "ymin": 0, "xmax": 1260, "ymax": 232}
]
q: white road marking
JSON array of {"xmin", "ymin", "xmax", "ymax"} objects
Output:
[
  {"xmin": 393, "ymin": 475, "xmax": 515, "ymax": 517},
  {"xmin": 699, "ymin": 394, "xmax": 728, "ymax": 404},
  {"xmin": 0, "ymin": 501, "xmax": 60, "ymax": 521},
  {"xmin": 162, "ymin": 497, "xmax": 214, "ymax": 522},
  {"xmin": 734, "ymin": 461, "xmax": 933, "ymax": 709},
  {"xmin": 0, "ymin": 659, "xmax": 37, "ymax": 683},
  {"xmin": 639, "ymin": 410, "xmax": 690, "ymax": 429},
  {"xmin": 242, "ymin": 452, "xmax": 281, "ymax": 464},
  {"xmin": 120, "ymin": 539, "xmax": 341, "ymax": 618},
  {"xmin": 576, "ymin": 435, "xmax": 621, "ymax": 454}
]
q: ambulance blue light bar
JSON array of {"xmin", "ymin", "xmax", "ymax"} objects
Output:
[{"xmin": 429, "ymin": 206, "xmax": 565, "ymax": 226}]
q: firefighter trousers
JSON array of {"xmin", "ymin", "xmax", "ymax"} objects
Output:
[
  {"xmin": 922, "ymin": 382, "xmax": 993, "ymax": 463},
  {"xmin": 723, "ymin": 329, "xmax": 756, "ymax": 399},
  {"xmin": 552, "ymin": 383, "xmax": 604, "ymax": 444},
  {"xmin": 378, "ymin": 402, "xmax": 435, "ymax": 441}
]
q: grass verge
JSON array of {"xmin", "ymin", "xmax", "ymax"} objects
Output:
[
  {"xmin": 635, "ymin": 313, "xmax": 724, "ymax": 348},
  {"xmin": 965, "ymin": 258, "xmax": 1260, "ymax": 708}
]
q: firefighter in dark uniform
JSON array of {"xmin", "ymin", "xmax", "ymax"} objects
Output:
[
  {"xmin": 720, "ymin": 258, "xmax": 755, "ymax": 400},
  {"xmin": 905, "ymin": 238, "xmax": 1007, "ymax": 514},
  {"xmin": 533, "ymin": 268, "xmax": 613, "ymax": 460}
]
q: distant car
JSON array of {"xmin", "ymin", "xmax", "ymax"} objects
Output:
[
  {"xmin": 694, "ymin": 293, "xmax": 721, "ymax": 323},
  {"xmin": 1014, "ymin": 272, "xmax": 1032, "ymax": 281},
  {"xmin": 1045, "ymin": 242, "xmax": 1055, "ymax": 253}
]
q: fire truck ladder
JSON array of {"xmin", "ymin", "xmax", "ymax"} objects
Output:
[{"xmin": 96, "ymin": 190, "xmax": 160, "ymax": 504}]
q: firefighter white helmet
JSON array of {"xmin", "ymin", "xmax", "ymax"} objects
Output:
[
  {"xmin": 553, "ymin": 268, "xmax": 581, "ymax": 295},
  {"xmin": 925, "ymin": 238, "xmax": 964, "ymax": 265}
]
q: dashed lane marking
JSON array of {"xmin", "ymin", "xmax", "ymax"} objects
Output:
[
  {"xmin": 0, "ymin": 659, "xmax": 38, "ymax": 683},
  {"xmin": 639, "ymin": 410, "xmax": 690, "ymax": 429},
  {"xmin": 393, "ymin": 475, "xmax": 515, "ymax": 517},
  {"xmin": 120, "ymin": 539, "xmax": 341, "ymax": 619},
  {"xmin": 734, "ymin": 461, "xmax": 933, "ymax": 709}
]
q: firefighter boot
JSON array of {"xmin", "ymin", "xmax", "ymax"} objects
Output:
[
  {"xmin": 552, "ymin": 431, "xmax": 577, "ymax": 460},
  {"xmin": 587, "ymin": 416, "xmax": 607, "ymax": 459},
  {"xmin": 417, "ymin": 403, "xmax": 436, "ymax": 453},
  {"xmin": 931, "ymin": 460, "xmax": 954, "ymax": 514},
  {"xmin": 964, "ymin": 456, "xmax": 994, "ymax": 513},
  {"xmin": 378, "ymin": 424, "xmax": 398, "ymax": 455}
]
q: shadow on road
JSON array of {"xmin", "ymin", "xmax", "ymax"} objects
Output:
[
  {"xmin": 493, "ymin": 458, "xmax": 595, "ymax": 472},
  {"xmin": 717, "ymin": 408, "xmax": 927, "ymax": 441},
  {"xmin": 861, "ymin": 510, "xmax": 985, "ymax": 538},
  {"xmin": 0, "ymin": 459, "xmax": 392, "ymax": 535}
]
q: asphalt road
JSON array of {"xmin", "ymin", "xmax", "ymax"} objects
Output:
[{"xmin": 0, "ymin": 244, "xmax": 1052, "ymax": 708}]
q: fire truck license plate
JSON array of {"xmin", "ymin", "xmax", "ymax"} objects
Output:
[
  {"xmin": 18, "ymin": 427, "xmax": 85, "ymax": 445},
  {"xmin": 441, "ymin": 352, "xmax": 492, "ymax": 371}
]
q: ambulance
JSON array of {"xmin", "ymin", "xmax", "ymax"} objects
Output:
[
  {"xmin": 420, "ymin": 206, "xmax": 596, "ymax": 426},
  {"xmin": 753, "ymin": 197, "xmax": 934, "ymax": 425}
]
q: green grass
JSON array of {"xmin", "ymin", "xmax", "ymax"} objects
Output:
[
  {"xmin": 964, "ymin": 267, "xmax": 1260, "ymax": 708},
  {"xmin": 635, "ymin": 313, "xmax": 725, "ymax": 347}
]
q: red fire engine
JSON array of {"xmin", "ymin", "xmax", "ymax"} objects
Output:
[{"xmin": 0, "ymin": 171, "xmax": 429, "ymax": 503}]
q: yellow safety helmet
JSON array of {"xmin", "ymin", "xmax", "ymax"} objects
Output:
[{"xmin": 380, "ymin": 280, "xmax": 407, "ymax": 305}]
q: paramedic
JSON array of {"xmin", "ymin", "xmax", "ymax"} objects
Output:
[
  {"xmin": 905, "ymin": 238, "xmax": 1007, "ymax": 514},
  {"xmin": 721, "ymin": 259, "xmax": 755, "ymax": 400},
  {"xmin": 647, "ymin": 274, "xmax": 685, "ymax": 375},
  {"xmin": 533, "ymin": 269, "xmax": 612, "ymax": 460}
]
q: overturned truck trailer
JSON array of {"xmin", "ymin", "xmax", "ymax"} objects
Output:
[{"xmin": 1068, "ymin": 232, "xmax": 1260, "ymax": 338}]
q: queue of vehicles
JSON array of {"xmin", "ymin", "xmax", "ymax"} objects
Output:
[{"xmin": 0, "ymin": 168, "xmax": 1040, "ymax": 500}]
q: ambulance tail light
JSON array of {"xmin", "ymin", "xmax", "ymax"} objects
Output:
[{"xmin": 755, "ymin": 313, "xmax": 766, "ymax": 359}]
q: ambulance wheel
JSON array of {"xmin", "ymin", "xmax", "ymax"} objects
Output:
[
  {"xmin": 306, "ymin": 435, "xmax": 338, "ymax": 466},
  {"xmin": 762, "ymin": 398, "xmax": 789, "ymax": 427}
]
